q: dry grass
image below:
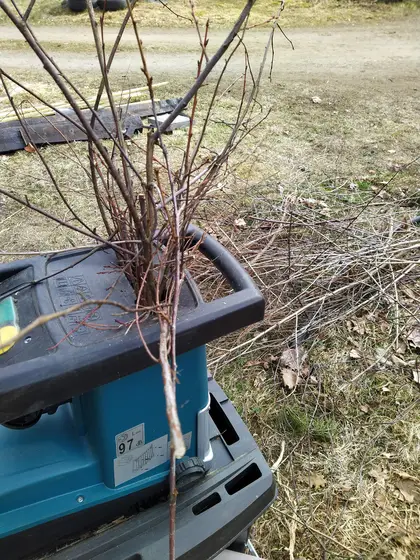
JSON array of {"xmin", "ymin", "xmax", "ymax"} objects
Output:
[
  {"xmin": 180, "ymin": 66, "xmax": 419, "ymax": 558},
  {"xmin": 0, "ymin": 0, "xmax": 419, "ymax": 28},
  {"xmin": 204, "ymin": 191, "xmax": 420, "ymax": 558}
]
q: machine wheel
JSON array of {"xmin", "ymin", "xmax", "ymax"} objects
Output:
[
  {"xmin": 175, "ymin": 457, "xmax": 206, "ymax": 492},
  {"xmin": 66, "ymin": 0, "xmax": 87, "ymax": 12},
  {"xmin": 96, "ymin": 0, "xmax": 126, "ymax": 11},
  {"xmin": 66, "ymin": 0, "xmax": 124, "ymax": 12}
]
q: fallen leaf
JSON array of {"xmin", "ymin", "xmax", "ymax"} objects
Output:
[
  {"xmin": 412, "ymin": 370, "xmax": 420, "ymax": 385},
  {"xmin": 376, "ymin": 347, "xmax": 388, "ymax": 363},
  {"xmin": 234, "ymin": 218, "xmax": 246, "ymax": 229},
  {"xmin": 311, "ymin": 96, "xmax": 322, "ymax": 104},
  {"xmin": 375, "ymin": 490, "xmax": 392, "ymax": 512},
  {"xmin": 24, "ymin": 144, "xmax": 36, "ymax": 153},
  {"xmin": 381, "ymin": 386, "xmax": 391, "ymax": 393},
  {"xmin": 309, "ymin": 473, "xmax": 327, "ymax": 490},
  {"xmin": 394, "ymin": 470, "xmax": 419, "ymax": 482},
  {"xmin": 387, "ymin": 149, "xmax": 396, "ymax": 154},
  {"xmin": 391, "ymin": 354, "xmax": 407, "ymax": 366},
  {"xmin": 394, "ymin": 479, "xmax": 420, "ymax": 503},
  {"xmin": 349, "ymin": 349, "xmax": 361, "ymax": 359},
  {"xmin": 244, "ymin": 359, "xmax": 263, "ymax": 368},
  {"xmin": 407, "ymin": 327, "xmax": 420, "ymax": 348},
  {"xmin": 368, "ymin": 468, "xmax": 388, "ymax": 484},
  {"xmin": 282, "ymin": 368, "xmax": 299, "ymax": 390},
  {"xmin": 280, "ymin": 347, "xmax": 306, "ymax": 371},
  {"xmin": 360, "ymin": 404, "xmax": 369, "ymax": 413},
  {"xmin": 351, "ymin": 319, "xmax": 365, "ymax": 335},
  {"xmin": 297, "ymin": 196, "xmax": 328, "ymax": 210}
]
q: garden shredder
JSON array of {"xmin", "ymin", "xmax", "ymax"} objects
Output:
[{"xmin": 0, "ymin": 225, "xmax": 276, "ymax": 559}]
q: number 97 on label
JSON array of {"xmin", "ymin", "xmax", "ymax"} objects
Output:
[{"xmin": 115, "ymin": 423, "xmax": 145, "ymax": 457}]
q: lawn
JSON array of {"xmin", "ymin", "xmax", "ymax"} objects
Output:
[{"xmin": 0, "ymin": 0, "xmax": 419, "ymax": 28}]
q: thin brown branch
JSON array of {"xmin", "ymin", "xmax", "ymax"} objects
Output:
[{"xmin": 153, "ymin": 0, "xmax": 256, "ymax": 137}]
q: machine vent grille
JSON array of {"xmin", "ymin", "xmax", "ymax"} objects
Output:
[
  {"xmin": 192, "ymin": 492, "xmax": 222, "ymax": 515},
  {"xmin": 225, "ymin": 464, "xmax": 262, "ymax": 495},
  {"xmin": 209, "ymin": 393, "xmax": 239, "ymax": 445}
]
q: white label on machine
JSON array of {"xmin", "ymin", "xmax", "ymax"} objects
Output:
[
  {"xmin": 167, "ymin": 431, "xmax": 192, "ymax": 456},
  {"xmin": 114, "ymin": 434, "xmax": 169, "ymax": 487},
  {"xmin": 115, "ymin": 422, "xmax": 145, "ymax": 458}
]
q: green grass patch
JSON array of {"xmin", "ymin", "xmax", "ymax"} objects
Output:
[
  {"xmin": 0, "ymin": 0, "xmax": 418, "ymax": 28},
  {"xmin": 278, "ymin": 404, "xmax": 339, "ymax": 443}
]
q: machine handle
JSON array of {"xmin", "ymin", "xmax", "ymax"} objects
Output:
[
  {"xmin": 179, "ymin": 224, "xmax": 265, "ymax": 342},
  {"xmin": 0, "ymin": 226, "xmax": 264, "ymax": 423},
  {"xmin": 185, "ymin": 224, "xmax": 259, "ymax": 295}
]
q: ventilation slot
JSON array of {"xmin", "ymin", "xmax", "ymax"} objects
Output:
[
  {"xmin": 192, "ymin": 492, "xmax": 221, "ymax": 515},
  {"xmin": 209, "ymin": 393, "xmax": 239, "ymax": 445},
  {"xmin": 225, "ymin": 463, "xmax": 262, "ymax": 495}
]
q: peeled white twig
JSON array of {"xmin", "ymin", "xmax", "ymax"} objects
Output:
[
  {"xmin": 159, "ymin": 320, "xmax": 186, "ymax": 459},
  {"xmin": 271, "ymin": 440, "xmax": 286, "ymax": 473}
]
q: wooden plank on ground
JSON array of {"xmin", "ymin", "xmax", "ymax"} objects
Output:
[{"xmin": 0, "ymin": 98, "xmax": 181, "ymax": 154}]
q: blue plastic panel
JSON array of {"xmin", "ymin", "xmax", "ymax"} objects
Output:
[{"xmin": 0, "ymin": 346, "xmax": 208, "ymax": 538}]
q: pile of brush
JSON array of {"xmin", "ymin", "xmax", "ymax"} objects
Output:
[{"xmin": 194, "ymin": 179, "xmax": 420, "ymax": 373}]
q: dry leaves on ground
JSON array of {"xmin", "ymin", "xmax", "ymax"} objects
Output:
[
  {"xmin": 369, "ymin": 467, "xmax": 420, "ymax": 506},
  {"xmin": 394, "ymin": 479, "xmax": 420, "ymax": 504},
  {"xmin": 282, "ymin": 368, "xmax": 300, "ymax": 390},
  {"xmin": 349, "ymin": 348, "xmax": 362, "ymax": 359},
  {"xmin": 308, "ymin": 473, "xmax": 327, "ymax": 490},
  {"xmin": 234, "ymin": 218, "xmax": 246, "ymax": 229},
  {"xmin": 280, "ymin": 346, "xmax": 314, "ymax": 389},
  {"xmin": 369, "ymin": 468, "xmax": 389, "ymax": 485},
  {"xmin": 280, "ymin": 347, "xmax": 307, "ymax": 370},
  {"xmin": 407, "ymin": 327, "xmax": 420, "ymax": 348}
]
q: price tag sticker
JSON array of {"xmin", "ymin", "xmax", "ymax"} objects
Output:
[{"xmin": 115, "ymin": 423, "xmax": 145, "ymax": 457}]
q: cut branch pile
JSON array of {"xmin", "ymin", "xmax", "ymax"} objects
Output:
[{"xmin": 196, "ymin": 180, "xmax": 420, "ymax": 371}]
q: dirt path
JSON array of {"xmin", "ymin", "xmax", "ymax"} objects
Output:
[{"xmin": 1, "ymin": 19, "xmax": 419, "ymax": 86}]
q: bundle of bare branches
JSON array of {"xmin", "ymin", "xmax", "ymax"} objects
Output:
[{"xmin": 0, "ymin": 0, "xmax": 285, "ymax": 555}]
